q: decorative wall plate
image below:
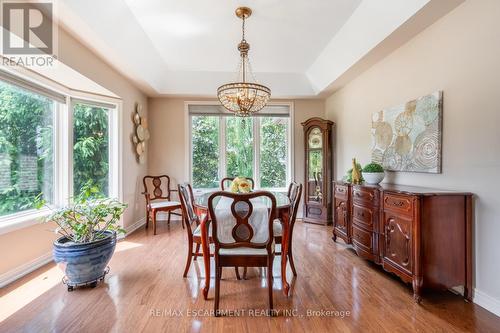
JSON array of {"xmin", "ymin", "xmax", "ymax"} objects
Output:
[
  {"xmin": 132, "ymin": 135, "xmax": 139, "ymax": 144},
  {"xmin": 136, "ymin": 143, "xmax": 143, "ymax": 155},
  {"xmin": 136, "ymin": 125, "xmax": 145, "ymax": 141},
  {"xmin": 133, "ymin": 112, "xmax": 141, "ymax": 125},
  {"xmin": 138, "ymin": 154, "xmax": 145, "ymax": 164}
]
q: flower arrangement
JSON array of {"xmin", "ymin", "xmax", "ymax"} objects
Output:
[{"xmin": 229, "ymin": 177, "xmax": 252, "ymax": 193}]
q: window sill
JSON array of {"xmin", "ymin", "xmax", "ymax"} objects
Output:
[{"xmin": 0, "ymin": 208, "xmax": 52, "ymax": 236}]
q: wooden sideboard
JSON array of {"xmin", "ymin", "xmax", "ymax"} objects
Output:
[{"xmin": 333, "ymin": 181, "xmax": 473, "ymax": 303}]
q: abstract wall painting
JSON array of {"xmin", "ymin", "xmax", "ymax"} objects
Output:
[{"xmin": 371, "ymin": 91, "xmax": 443, "ymax": 173}]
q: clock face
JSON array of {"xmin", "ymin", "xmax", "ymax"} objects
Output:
[{"xmin": 308, "ymin": 127, "xmax": 322, "ymax": 149}]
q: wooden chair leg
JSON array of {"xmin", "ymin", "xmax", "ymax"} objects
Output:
[
  {"xmin": 145, "ymin": 209, "xmax": 149, "ymax": 229},
  {"xmin": 152, "ymin": 211, "xmax": 157, "ymax": 235},
  {"xmin": 193, "ymin": 243, "xmax": 200, "ymax": 261},
  {"xmin": 214, "ymin": 266, "xmax": 221, "ymax": 317},
  {"xmin": 183, "ymin": 240, "xmax": 193, "ymax": 277},
  {"xmin": 167, "ymin": 211, "xmax": 171, "ymax": 225},
  {"xmin": 235, "ymin": 267, "xmax": 241, "ymax": 280},
  {"xmin": 267, "ymin": 256, "xmax": 274, "ymax": 315},
  {"xmin": 288, "ymin": 246, "xmax": 297, "ymax": 277},
  {"xmin": 181, "ymin": 214, "xmax": 185, "ymax": 229},
  {"xmin": 243, "ymin": 267, "xmax": 248, "ymax": 279}
]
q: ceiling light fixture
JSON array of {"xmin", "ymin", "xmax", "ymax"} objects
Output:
[{"xmin": 217, "ymin": 7, "xmax": 271, "ymax": 117}]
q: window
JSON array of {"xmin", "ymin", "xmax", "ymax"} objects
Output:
[
  {"xmin": 0, "ymin": 80, "xmax": 55, "ymax": 216},
  {"xmin": 191, "ymin": 115, "xmax": 219, "ymax": 188},
  {"xmin": 0, "ymin": 69, "xmax": 120, "ymax": 227},
  {"xmin": 189, "ymin": 103, "xmax": 292, "ymax": 190},
  {"xmin": 73, "ymin": 102, "xmax": 110, "ymax": 196}
]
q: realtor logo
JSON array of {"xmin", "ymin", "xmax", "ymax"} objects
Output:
[{"xmin": 1, "ymin": 0, "xmax": 57, "ymax": 67}]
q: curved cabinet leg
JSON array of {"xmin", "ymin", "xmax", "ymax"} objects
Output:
[{"xmin": 412, "ymin": 277, "xmax": 423, "ymax": 304}]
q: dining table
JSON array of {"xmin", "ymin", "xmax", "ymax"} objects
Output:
[{"xmin": 193, "ymin": 190, "xmax": 292, "ymax": 299}]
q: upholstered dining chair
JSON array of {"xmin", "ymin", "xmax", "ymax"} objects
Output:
[
  {"xmin": 241, "ymin": 182, "xmax": 302, "ymax": 280},
  {"xmin": 178, "ymin": 183, "xmax": 242, "ymax": 280},
  {"xmin": 142, "ymin": 175, "xmax": 182, "ymax": 235},
  {"xmin": 220, "ymin": 177, "xmax": 255, "ymax": 191},
  {"xmin": 208, "ymin": 191, "xmax": 276, "ymax": 316},
  {"xmin": 273, "ymin": 182, "xmax": 303, "ymax": 276}
]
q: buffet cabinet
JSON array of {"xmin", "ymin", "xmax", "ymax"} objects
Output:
[{"xmin": 333, "ymin": 181, "xmax": 473, "ymax": 303}]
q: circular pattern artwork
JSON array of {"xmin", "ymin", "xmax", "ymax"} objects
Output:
[{"xmin": 132, "ymin": 103, "xmax": 150, "ymax": 164}]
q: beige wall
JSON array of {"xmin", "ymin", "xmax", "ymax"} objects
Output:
[
  {"xmin": 325, "ymin": 0, "xmax": 500, "ymax": 305},
  {"xmin": 148, "ymin": 97, "xmax": 325, "ymax": 215},
  {"xmin": 1, "ymin": 27, "xmax": 148, "ymax": 277}
]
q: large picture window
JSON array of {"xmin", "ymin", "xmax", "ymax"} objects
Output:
[
  {"xmin": 0, "ymin": 80, "xmax": 55, "ymax": 216},
  {"xmin": 189, "ymin": 103, "xmax": 292, "ymax": 190},
  {"xmin": 0, "ymin": 70, "xmax": 120, "ymax": 226},
  {"xmin": 73, "ymin": 102, "xmax": 110, "ymax": 197}
]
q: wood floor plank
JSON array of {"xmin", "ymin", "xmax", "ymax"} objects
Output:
[{"xmin": 1, "ymin": 221, "xmax": 499, "ymax": 333}]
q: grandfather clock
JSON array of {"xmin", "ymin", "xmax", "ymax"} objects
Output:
[{"xmin": 302, "ymin": 117, "xmax": 334, "ymax": 225}]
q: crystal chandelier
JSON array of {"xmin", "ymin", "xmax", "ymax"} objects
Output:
[{"xmin": 217, "ymin": 7, "xmax": 271, "ymax": 117}]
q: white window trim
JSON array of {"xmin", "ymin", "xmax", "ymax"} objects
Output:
[
  {"xmin": 0, "ymin": 69, "xmax": 123, "ymax": 235},
  {"xmin": 185, "ymin": 101, "xmax": 294, "ymax": 192}
]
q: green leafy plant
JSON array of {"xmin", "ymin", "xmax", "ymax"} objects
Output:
[
  {"xmin": 35, "ymin": 182, "xmax": 127, "ymax": 243},
  {"xmin": 362, "ymin": 162, "xmax": 384, "ymax": 173},
  {"xmin": 345, "ymin": 163, "xmax": 364, "ymax": 183}
]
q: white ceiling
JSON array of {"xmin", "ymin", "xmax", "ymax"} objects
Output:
[{"xmin": 56, "ymin": 0, "xmax": 463, "ymax": 98}]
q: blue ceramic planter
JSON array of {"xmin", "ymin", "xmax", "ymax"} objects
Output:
[{"xmin": 53, "ymin": 231, "xmax": 117, "ymax": 286}]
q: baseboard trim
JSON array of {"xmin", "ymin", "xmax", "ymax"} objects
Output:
[
  {"xmin": 121, "ymin": 217, "xmax": 147, "ymax": 238},
  {"xmin": 474, "ymin": 288, "xmax": 500, "ymax": 317},
  {"xmin": 0, "ymin": 252, "xmax": 52, "ymax": 288}
]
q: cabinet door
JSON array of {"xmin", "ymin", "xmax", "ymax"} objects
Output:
[
  {"xmin": 383, "ymin": 213, "xmax": 413, "ymax": 275},
  {"xmin": 335, "ymin": 200, "xmax": 348, "ymax": 233}
]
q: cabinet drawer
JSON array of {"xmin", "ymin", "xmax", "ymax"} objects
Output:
[
  {"xmin": 352, "ymin": 186, "xmax": 378, "ymax": 206},
  {"xmin": 352, "ymin": 204, "xmax": 374, "ymax": 231},
  {"xmin": 334, "ymin": 184, "xmax": 349, "ymax": 200},
  {"xmin": 383, "ymin": 193, "xmax": 414, "ymax": 216},
  {"xmin": 352, "ymin": 225, "xmax": 373, "ymax": 253}
]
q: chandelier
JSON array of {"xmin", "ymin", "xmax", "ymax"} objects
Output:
[{"xmin": 217, "ymin": 7, "xmax": 271, "ymax": 117}]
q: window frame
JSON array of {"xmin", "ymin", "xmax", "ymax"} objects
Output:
[
  {"xmin": 186, "ymin": 101, "xmax": 294, "ymax": 193},
  {"xmin": 0, "ymin": 69, "xmax": 123, "ymax": 235}
]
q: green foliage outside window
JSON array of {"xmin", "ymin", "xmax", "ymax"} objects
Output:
[
  {"xmin": 0, "ymin": 81, "xmax": 54, "ymax": 216},
  {"xmin": 260, "ymin": 117, "xmax": 287, "ymax": 188},
  {"xmin": 226, "ymin": 117, "xmax": 253, "ymax": 179},
  {"xmin": 192, "ymin": 116, "xmax": 219, "ymax": 188},
  {"xmin": 73, "ymin": 103, "xmax": 109, "ymax": 197},
  {"xmin": 191, "ymin": 115, "xmax": 289, "ymax": 189}
]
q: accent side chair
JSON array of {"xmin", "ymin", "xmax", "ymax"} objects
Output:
[{"xmin": 142, "ymin": 175, "xmax": 182, "ymax": 235}]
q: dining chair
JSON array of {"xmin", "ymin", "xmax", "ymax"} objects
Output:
[
  {"xmin": 143, "ymin": 175, "xmax": 182, "ymax": 235},
  {"xmin": 273, "ymin": 182, "xmax": 303, "ymax": 277},
  {"xmin": 208, "ymin": 191, "xmax": 276, "ymax": 316},
  {"xmin": 178, "ymin": 183, "xmax": 243, "ymax": 280},
  {"xmin": 220, "ymin": 177, "xmax": 255, "ymax": 191}
]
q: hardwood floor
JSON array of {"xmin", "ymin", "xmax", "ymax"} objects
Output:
[{"xmin": 1, "ymin": 220, "xmax": 499, "ymax": 332}]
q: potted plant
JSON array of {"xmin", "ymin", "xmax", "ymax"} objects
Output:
[
  {"xmin": 362, "ymin": 162, "xmax": 385, "ymax": 185},
  {"xmin": 36, "ymin": 183, "xmax": 127, "ymax": 291}
]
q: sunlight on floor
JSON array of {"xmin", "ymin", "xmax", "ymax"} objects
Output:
[
  {"xmin": 115, "ymin": 240, "xmax": 143, "ymax": 253},
  {"xmin": 0, "ymin": 266, "xmax": 63, "ymax": 322}
]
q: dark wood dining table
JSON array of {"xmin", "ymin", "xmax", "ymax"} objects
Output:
[{"xmin": 193, "ymin": 191, "xmax": 292, "ymax": 299}]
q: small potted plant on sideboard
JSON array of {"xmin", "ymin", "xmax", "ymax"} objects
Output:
[
  {"xmin": 361, "ymin": 162, "xmax": 385, "ymax": 185},
  {"xmin": 36, "ymin": 183, "xmax": 127, "ymax": 291}
]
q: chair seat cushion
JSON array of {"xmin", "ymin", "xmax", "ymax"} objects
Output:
[
  {"xmin": 219, "ymin": 247, "xmax": 269, "ymax": 256},
  {"xmin": 150, "ymin": 200, "xmax": 181, "ymax": 209},
  {"xmin": 273, "ymin": 219, "xmax": 283, "ymax": 236},
  {"xmin": 193, "ymin": 224, "xmax": 212, "ymax": 237}
]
